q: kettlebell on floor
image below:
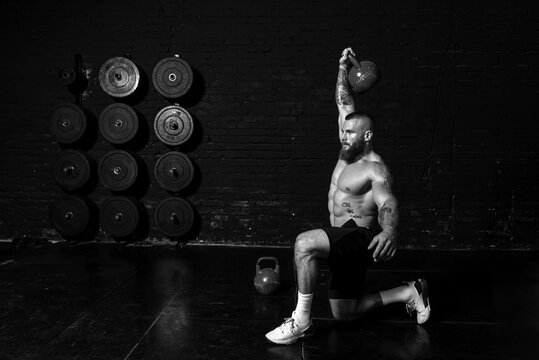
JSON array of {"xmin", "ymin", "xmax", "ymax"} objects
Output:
[{"xmin": 254, "ymin": 257, "xmax": 280, "ymax": 295}]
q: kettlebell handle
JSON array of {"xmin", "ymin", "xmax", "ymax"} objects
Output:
[
  {"xmin": 256, "ymin": 256, "xmax": 280, "ymax": 274},
  {"xmin": 348, "ymin": 54, "xmax": 361, "ymax": 69}
]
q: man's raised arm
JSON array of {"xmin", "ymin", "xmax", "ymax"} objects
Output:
[{"xmin": 335, "ymin": 47, "xmax": 356, "ymax": 130}]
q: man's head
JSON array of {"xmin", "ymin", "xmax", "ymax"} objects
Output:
[{"xmin": 339, "ymin": 112, "xmax": 374, "ymax": 163}]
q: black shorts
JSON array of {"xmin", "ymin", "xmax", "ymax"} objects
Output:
[{"xmin": 322, "ymin": 219, "xmax": 381, "ymax": 299}]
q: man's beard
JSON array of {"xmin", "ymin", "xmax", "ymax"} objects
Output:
[{"xmin": 339, "ymin": 140, "xmax": 365, "ymax": 164}]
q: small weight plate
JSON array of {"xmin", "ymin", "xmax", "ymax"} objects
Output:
[
  {"xmin": 58, "ymin": 67, "xmax": 77, "ymax": 86},
  {"xmin": 154, "ymin": 197, "xmax": 194, "ymax": 237},
  {"xmin": 100, "ymin": 197, "xmax": 140, "ymax": 237},
  {"xmin": 98, "ymin": 57, "xmax": 140, "ymax": 97},
  {"xmin": 154, "ymin": 105, "xmax": 193, "ymax": 146},
  {"xmin": 152, "ymin": 56, "xmax": 193, "ymax": 98},
  {"xmin": 49, "ymin": 103, "xmax": 88, "ymax": 144},
  {"xmin": 50, "ymin": 195, "xmax": 91, "ymax": 236},
  {"xmin": 53, "ymin": 150, "xmax": 92, "ymax": 191},
  {"xmin": 98, "ymin": 150, "xmax": 138, "ymax": 191},
  {"xmin": 99, "ymin": 103, "xmax": 139, "ymax": 144},
  {"xmin": 154, "ymin": 152, "xmax": 194, "ymax": 192}
]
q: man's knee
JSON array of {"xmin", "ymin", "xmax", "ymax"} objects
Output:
[
  {"xmin": 331, "ymin": 308, "xmax": 356, "ymax": 322},
  {"xmin": 294, "ymin": 232, "xmax": 312, "ymax": 256},
  {"xmin": 294, "ymin": 230, "xmax": 330, "ymax": 262},
  {"xmin": 330, "ymin": 299, "xmax": 360, "ymax": 321}
]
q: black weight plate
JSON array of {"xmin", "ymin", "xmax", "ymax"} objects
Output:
[
  {"xmin": 152, "ymin": 56, "xmax": 193, "ymax": 98},
  {"xmin": 154, "ymin": 105, "xmax": 193, "ymax": 146},
  {"xmin": 100, "ymin": 197, "xmax": 140, "ymax": 237},
  {"xmin": 49, "ymin": 103, "xmax": 88, "ymax": 144},
  {"xmin": 50, "ymin": 196, "xmax": 91, "ymax": 236},
  {"xmin": 58, "ymin": 67, "xmax": 77, "ymax": 86},
  {"xmin": 99, "ymin": 103, "xmax": 139, "ymax": 144},
  {"xmin": 98, "ymin": 57, "xmax": 140, "ymax": 97},
  {"xmin": 154, "ymin": 152, "xmax": 194, "ymax": 192},
  {"xmin": 98, "ymin": 150, "xmax": 138, "ymax": 191},
  {"xmin": 53, "ymin": 150, "xmax": 91, "ymax": 191},
  {"xmin": 154, "ymin": 197, "xmax": 194, "ymax": 237}
]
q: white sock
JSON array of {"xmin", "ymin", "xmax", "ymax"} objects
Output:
[
  {"xmin": 293, "ymin": 292, "xmax": 313, "ymax": 325},
  {"xmin": 379, "ymin": 285, "xmax": 412, "ymax": 306}
]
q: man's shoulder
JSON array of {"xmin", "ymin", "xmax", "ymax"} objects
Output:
[{"xmin": 363, "ymin": 157, "xmax": 391, "ymax": 182}]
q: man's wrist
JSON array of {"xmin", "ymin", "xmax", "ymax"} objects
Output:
[{"xmin": 382, "ymin": 226, "xmax": 397, "ymax": 236}]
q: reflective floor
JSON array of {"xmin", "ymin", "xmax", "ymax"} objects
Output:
[{"xmin": 0, "ymin": 243, "xmax": 538, "ymax": 359}]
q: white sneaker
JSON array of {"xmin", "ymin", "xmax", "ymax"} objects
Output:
[
  {"xmin": 405, "ymin": 278, "xmax": 431, "ymax": 324},
  {"xmin": 265, "ymin": 311, "xmax": 313, "ymax": 345}
]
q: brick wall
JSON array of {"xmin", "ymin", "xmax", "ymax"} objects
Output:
[{"xmin": 0, "ymin": 0, "xmax": 538, "ymax": 248}]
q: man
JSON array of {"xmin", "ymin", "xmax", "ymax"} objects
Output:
[{"xmin": 265, "ymin": 48, "xmax": 431, "ymax": 345}]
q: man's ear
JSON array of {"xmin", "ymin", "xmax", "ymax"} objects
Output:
[{"xmin": 364, "ymin": 130, "xmax": 373, "ymax": 142}]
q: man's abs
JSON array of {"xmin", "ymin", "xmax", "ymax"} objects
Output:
[{"xmin": 329, "ymin": 187, "xmax": 377, "ymax": 227}]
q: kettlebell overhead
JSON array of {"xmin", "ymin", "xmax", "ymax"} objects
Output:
[{"xmin": 347, "ymin": 54, "xmax": 380, "ymax": 93}]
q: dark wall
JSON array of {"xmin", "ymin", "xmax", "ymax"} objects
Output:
[{"xmin": 0, "ymin": 0, "xmax": 538, "ymax": 248}]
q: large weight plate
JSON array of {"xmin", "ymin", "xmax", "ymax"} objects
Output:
[
  {"xmin": 98, "ymin": 57, "xmax": 140, "ymax": 97},
  {"xmin": 53, "ymin": 150, "xmax": 92, "ymax": 191},
  {"xmin": 49, "ymin": 103, "xmax": 88, "ymax": 144},
  {"xmin": 154, "ymin": 105, "xmax": 193, "ymax": 146},
  {"xmin": 100, "ymin": 197, "xmax": 140, "ymax": 237},
  {"xmin": 99, "ymin": 150, "xmax": 138, "ymax": 191},
  {"xmin": 99, "ymin": 103, "xmax": 139, "ymax": 144},
  {"xmin": 154, "ymin": 197, "xmax": 194, "ymax": 237},
  {"xmin": 154, "ymin": 152, "xmax": 194, "ymax": 192},
  {"xmin": 50, "ymin": 196, "xmax": 91, "ymax": 236},
  {"xmin": 152, "ymin": 56, "xmax": 193, "ymax": 98}
]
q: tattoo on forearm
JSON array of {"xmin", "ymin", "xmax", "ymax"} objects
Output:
[
  {"xmin": 378, "ymin": 202, "xmax": 399, "ymax": 234},
  {"xmin": 336, "ymin": 67, "xmax": 353, "ymax": 105}
]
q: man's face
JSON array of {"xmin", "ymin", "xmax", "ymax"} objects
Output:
[{"xmin": 339, "ymin": 120, "xmax": 365, "ymax": 163}]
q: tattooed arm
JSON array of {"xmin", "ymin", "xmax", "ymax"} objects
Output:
[
  {"xmin": 368, "ymin": 162, "xmax": 399, "ymax": 262},
  {"xmin": 336, "ymin": 48, "xmax": 356, "ymax": 131}
]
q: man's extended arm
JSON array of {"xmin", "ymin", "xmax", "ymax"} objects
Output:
[{"xmin": 336, "ymin": 48, "xmax": 356, "ymax": 130}]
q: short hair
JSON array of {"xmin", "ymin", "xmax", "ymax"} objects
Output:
[{"xmin": 344, "ymin": 112, "xmax": 374, "ymax": 130}]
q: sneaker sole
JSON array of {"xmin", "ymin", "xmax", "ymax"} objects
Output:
[
  {"xmin": 417, "ymin": 278, "xmax": 429, "ymax": 308},
  {"xmin": 265, "ymin": 326, "xmax": 314, "ymax": 345},
  {"xmin": 417, "ymin": 278, "xmax": 431, "ymax": 324}
]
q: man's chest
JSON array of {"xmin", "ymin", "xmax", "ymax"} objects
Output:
[{"xmin": 332, "ymin": 162, "xmax": 373, "ymax": 195}]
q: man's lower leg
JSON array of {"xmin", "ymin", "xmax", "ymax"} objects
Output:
[{"xmin": 293, "ymin": 246, "xmax": 318, "ymax": 324}]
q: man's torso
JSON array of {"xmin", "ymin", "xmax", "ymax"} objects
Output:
[{"xmin": 328, "ymin": 154, "xmax": 384, "ymax": 227}]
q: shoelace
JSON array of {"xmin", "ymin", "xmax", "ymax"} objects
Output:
[
  {"xmin": 407, "ymin": 298, "xmax": 427, "ymax": 316},
  {"xmin": 279, "ymin": 317, "xmax": 297, "ymax": 334},
  {"xmin": 406, "ymin": 302, "xmax": 415, "ymax": 316}
]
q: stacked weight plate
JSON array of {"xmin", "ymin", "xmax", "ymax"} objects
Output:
[
  {"xmin": 49, "ymin": 103, "xmax": 88, "ymax": 145},
  {"xmin": 97, "ymin": 57, "xmax": 143, "ymax": 237},
  {"xmin": 98, "ymin": 57, "xmax": 140, "ymax": 98},
  {"xmin": 99, "ymin": 103, "xmax": 139, "ymax": 144},
  {"xmin": 51, "ymin": 54, "xmax": 199, "ymax": 241},
  {"xmin": 100, "ymin": 197, "xmax": 143, "ymax": 238},
  {"xmin": 152, "ymin": 55, "xmax": 196, "ymax": 238},
  {"xmin": 49, "ymin": 195, "xmax": 94, "ymax": 237},
  {"xmin": 49, "ymin": 96, "xmax": 97, "ymax": 236}
]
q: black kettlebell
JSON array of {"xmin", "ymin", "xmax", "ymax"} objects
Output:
[
  {"xmin": 347, "ymin": 54, "xmax": 380, "ymax": 93},
  {"xmin": 254, "ymin": 257, "xmax": 280, "ymax": 295}
]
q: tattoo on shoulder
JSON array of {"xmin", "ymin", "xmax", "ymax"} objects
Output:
[
  {"xmin": 384, "ymin": 175, "xmax": 393, "ymax": 192},
  {"xmin": 374, "ymin": 164, "xmax": 393, "ymax": 191}
]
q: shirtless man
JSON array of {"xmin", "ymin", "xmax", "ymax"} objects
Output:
[{"xmin": 265, "ymin": 47, "xmax": 431, "ymax": 345}]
